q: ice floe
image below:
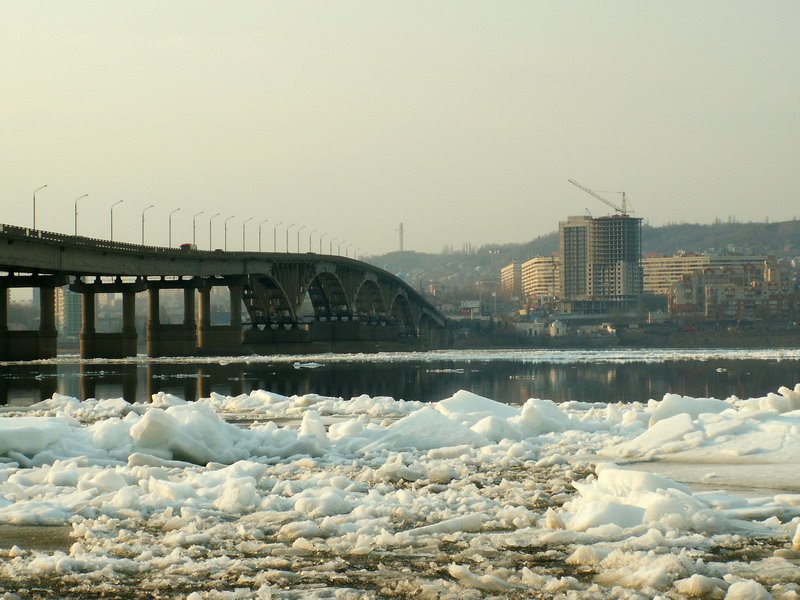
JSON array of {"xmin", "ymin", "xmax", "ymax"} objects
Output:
[{"xmin": 1, "ymin": 383, "xmax": 800, "ymax": 598}]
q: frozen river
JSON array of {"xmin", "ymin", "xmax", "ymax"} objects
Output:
[
  {"xmin": 1, "ymin": 349, "xmax": 800, "ymax": 598},
  {"xmin": 3, "ymin": 348, "xmax": 800, "ymax": 406}
]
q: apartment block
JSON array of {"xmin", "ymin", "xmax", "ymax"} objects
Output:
[
  {"xmin": 643, "ymin": 252, "xmax": 771, "ymax": 296},
  {"xmin": 521, "ymin": 256, "xmax": 559, "ymax": 302},
  {"xmin": 500, "ymin": 261, "xmax": 522, "ymax": 299}
]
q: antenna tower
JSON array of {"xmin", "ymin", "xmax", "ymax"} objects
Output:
[{"xmin": 397, "ymin": 222, "xmax": 404, "ymax": 252}]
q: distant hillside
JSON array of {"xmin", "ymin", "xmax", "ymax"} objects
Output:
[
  {"xmin": 641, "ymin": 221, "xmax": 800, "ymax": 256},
  {"xmin": 368, "ymin": 219, "xmax": 800, "ymax": 286}
]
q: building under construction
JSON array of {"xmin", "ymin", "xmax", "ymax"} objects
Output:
[{"xmin": 558, "ymin": 214, "xmax": 643, "ymax": 314}]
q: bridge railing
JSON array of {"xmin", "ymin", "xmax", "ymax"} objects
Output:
[
  {"xmin": 0, "ymin": 222, "xmax": 448, "ymax": 324},
  {"xmin": 0, "ymin": 222, "xmax": 207, "ymax": 255}
]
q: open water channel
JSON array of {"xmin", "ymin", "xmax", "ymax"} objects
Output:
[{"xmin": 2, "ymin": 349, "xmax": 799, "ymax": 406}]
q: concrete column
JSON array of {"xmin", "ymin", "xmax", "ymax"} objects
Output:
[
  {"xmin": 183, "ymin": 287, "xmax": 196, "ymax": 326},
  {"xmin": 0, "ymin": 289, "xmax": 7, "ymax": 331},
  {"xmin": 148, "ymin": 288, "xmax": 160, "ymax": 326},
  {"xmin": 197, "ymin": 287, "xmax": 211, "ymax": 348},
  {"xmin": 39, "ymin": 286, "xmax": 56, "ymax": 332},
  {"xmin": 198, "ymin": 288, "xmax": 210, "ymax": 327},
  {"xmin": 122, "ymin": 291, "xmax": 136, "ymax": 333},
  {"xmin": 229, "ymin": 285, "xmax": 242, "ymax": 327},
  {"xmin": 81, "ymin": 291, "xmax": 96, "ymax": 335}
]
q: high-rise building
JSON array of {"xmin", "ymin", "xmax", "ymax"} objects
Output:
[
  {"xmin": 56, "ymin": 285, "xmax": 82, "ymax": 340},
  {"xmin": 558, "ymin": 215, "xmax": 643, "ymax": 314}
]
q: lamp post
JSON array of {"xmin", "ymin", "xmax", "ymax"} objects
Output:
[
  {"xmin": 285, "ymin": 223, "xmax": 294, "ymax": 253},
  {"xmin": 345, "ymin": 243, "xmax": 353, "ymax": 258},
  {"xmin": 224, "ymin": 216, "xmax": 234, "ymax": 251},
  {"xmin": 73, "ymin": 194, "xmax": 88, "ymax": 236},
  {"xmin": 309, "ymin": 228, "xmax": 318, "ymax": 252},
  {"xmin": 330, "ymin": 236, "xmax": 338, "ymax": 255},
  {"xmin": 209, "ymin": 213, "xmax": 220, "ymax": 250},
  {"xmin": 168, "ymin": 208, "xmax": 180, "ymax": 247},
  {"xmin": 110, "ymin": 199, "xmax": 124, "ymax": 242},
  {"xmin": 319, "ymin": 233, "xmax": 328, "ymax": 254},
  {"xmin": 258, "ymin": 219, "xmax": 268, "ymax": 252},
  {"xmin": 141, "ymin": 204, "xmax": 155, "ymax": 245},
  {"xmin": 355, "ymin": 247, "xmax": 361, "ymax": 261},
  {"xmin": 242, "ymin": 217, "xmax": 252, "ymax": 251},
  {"xmin": 338, "ymin": 240, "xmax": 344, "ymax": 256},
  {"xmin": 192, "ymin": 211, "xmax": 204, "ymax": 246},
  {"xmin": 32, "ymin": 184, "xmax": 47, "ymax": 230},
  {"xmin": 297, "ymin": 225, "xmax": 305, "ymax": 253},
  {"xmin": 273, "ymin": 221, "xmax": 283, "ymax": 252}
]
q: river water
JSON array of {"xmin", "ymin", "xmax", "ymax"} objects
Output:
[{"xmin": 2, "ymin": 349, "xmax": 799, "ymax": 406}]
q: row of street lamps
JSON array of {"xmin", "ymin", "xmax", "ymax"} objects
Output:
[{"xmin": 30, "ymin": 186, "xmax": 361, "ymax": 258}]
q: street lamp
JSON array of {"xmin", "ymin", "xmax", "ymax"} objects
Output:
[
  {"xmin": 273, "ymin": 221, "xmax": 283, "ymax": 252},
  {"xmin": 309, "ymin": 228, "xmax": 318, "ymax": 252},
  {"xmin": 168, "ymin": 208, "xmax": 181, "ymax": 247},
  {"xmin": 258, "ymin": 219, "xmax": 268, "ymax": 252},
  {"xmin": 319, "ymin": 233, "xmax": 328, "ymax": 254},
  {"xmin": 285, "ymin": 223, "xmax": 294, "ymax": 253},
  {"xmin": 73, "ymin": 194, "xmax": 88, "ymax": 236},
  {"xmin": 338, "ymin": 240, "xmax": 344, "ymax": 255},
  {"xmin": 110, "ymin": 200, "xmax": 124, "ymax": 242},
  {"xmin": 32, "ymin": 184, "xmax": 47, "ymax": 230},
  {"xmin": 141, "ymin": 204, "xmax": 155, "ymax": 245},
  {"xmin": 224, "ymin": 216, "xmax": 235, "ymax": 251},
  {"xmin": 192, "ymin": 211, "xmax": 204, "ymax": 246},
  {"xmin": 329, "ymin": 236, "xmax": 338, "ymax": 255},
  {"xmin": 209, "ymin": 213, "xmax": 220, "ymax": 250},
  {"xmin": 297, "ymin": 225, "xmax": 305, "ymax": 253},
  {"xmin": 242, "ymin": 217, "xmax": 252, "ymax": 251},
  {"xmin": 345, "ymin": 243, "xmax": 353, "ymax": 258}
]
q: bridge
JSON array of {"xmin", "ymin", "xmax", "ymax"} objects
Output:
[{"xmin": 0, "ymin": 223, "xmax": 450, "ymax": 360}]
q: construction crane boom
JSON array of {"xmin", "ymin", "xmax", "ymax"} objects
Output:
[{"xmin": 567, "ymin": 179, "xmax": 629, "ymax": 215}]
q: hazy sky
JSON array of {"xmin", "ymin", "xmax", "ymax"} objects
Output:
[{"xmin": 2, "ymin": 2, "xmax": 799, "ymax": 255}]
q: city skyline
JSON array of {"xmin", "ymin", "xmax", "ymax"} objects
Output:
[{"xmin": 2, "ymin": 2, "xmax": 799, "ymax": 254}]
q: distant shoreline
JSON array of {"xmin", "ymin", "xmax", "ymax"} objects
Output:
[{"xmin": 455, "ymin": 329, "xmax": 800, "ymax": 350}]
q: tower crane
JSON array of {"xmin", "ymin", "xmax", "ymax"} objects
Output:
[{"xmin": 568, "ymin": 179, "xmax": 631, "ymax": 216}]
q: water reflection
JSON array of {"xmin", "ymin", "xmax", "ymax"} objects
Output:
[{"xmin": 1, "ymin": 358, "xmax": 799, "ymax": 407}]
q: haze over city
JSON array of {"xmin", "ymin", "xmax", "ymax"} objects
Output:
[{"xmin": 2, "ymin": 1, "xmax": 799, "ymax": 254}]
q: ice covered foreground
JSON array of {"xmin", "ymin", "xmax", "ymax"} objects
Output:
[{"xmin": 1, "ymin": 385, "xmax": 800, "ymax": 598}]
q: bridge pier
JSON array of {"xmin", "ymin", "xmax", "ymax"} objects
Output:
[
  {"xmin": 146, "ymin": 284, "xmax": 198, "ymax": 358},
  {"xmin": 195, "ymin": 279, "xmax": 245, "ymax": 356},
  {"xmin": 37, "ymin": 286, "xmax": 58, "ymax": 359},
  {"xmin": 74, "ymin": 278, "xmax": 140, "ymax": 359},
  {"xmin": 0, "ymin": 275, "xmax": 64, "ymax": 361}
]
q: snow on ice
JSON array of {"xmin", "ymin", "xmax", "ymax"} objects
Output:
[{"xmin": 1, "ymin": 384, "xmax": 800, "ymax": 598}]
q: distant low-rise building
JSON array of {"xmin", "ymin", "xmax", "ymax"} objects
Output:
[
  {"xmin": 549, "ymin": 320, "xmax": 568, "ymax": 337},
  {"xmin": 459, "ymin": 300, "xmax": 481, "ymax": 317},
  {"xmin": 669, "ymin": 259, "xmax": 799, "ymax": 321},
  {"xmin": 515, "ymin": 321, "xmax": 548, "ymax": 337}
]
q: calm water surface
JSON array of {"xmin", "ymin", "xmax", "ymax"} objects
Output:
[{"xmin": 2, "ymin": 350, "xmax": 799, "ymax": 406}]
